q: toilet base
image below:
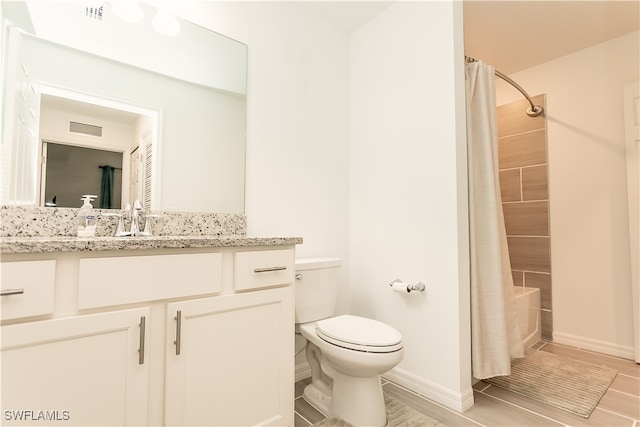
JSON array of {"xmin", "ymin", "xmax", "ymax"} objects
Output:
[
  {"xmin": 331, "ymin": 372, "xmax": 388, "ymax": 426},
  {"xmin": 303, "ymin": 383, "xmax": 332, "ymax": 415}
]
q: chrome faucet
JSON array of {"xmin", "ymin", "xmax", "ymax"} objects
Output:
[
  {"xmin": 130, "ymin": 200, "xmax": 143, "ymax": 236},
  {"xmin": 106, "ymin": 200, "xmax": 161, "ymax": 237}
]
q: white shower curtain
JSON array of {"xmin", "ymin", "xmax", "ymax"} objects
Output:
[{"xmin": 466, "ymin": 60, "xmax": 524, "ymax": 379}]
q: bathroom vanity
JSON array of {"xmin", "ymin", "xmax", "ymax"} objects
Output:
[{"xmin": 1, "ymin": 234, "xmax": 301, "ymax": 426}]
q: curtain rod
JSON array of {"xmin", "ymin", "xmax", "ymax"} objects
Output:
[{"xmin": 465, "ymin": 56, "xmax": 544, "ymax": 117}]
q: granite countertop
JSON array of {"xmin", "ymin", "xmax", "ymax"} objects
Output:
[{"xmin": 1, "ymin": 235, "xmax": 303, "ymax": 254}]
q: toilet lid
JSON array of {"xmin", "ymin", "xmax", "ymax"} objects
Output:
[{"xmin": 316, "ymin": 315, "xmax": 403, "ymax": 353}]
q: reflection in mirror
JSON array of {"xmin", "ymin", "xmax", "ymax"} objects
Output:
[
  {"xmin": 39, "ymin": 90, "xmax": 156, "ymax": 210},
  {"xmin": 1, "ymin": 1, "xmax": 247, "ymax": 213},
  {"xmin": 43, "ymin": 142, "xmax": 123, "ymax": 209}
]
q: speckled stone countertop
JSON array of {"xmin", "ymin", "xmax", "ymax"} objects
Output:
[
  {"xmin": 1, "ymin": 206, "xmax": 302, "ymax": 254},
  {"xmin": 1, "ymin": 235, "xmax": 303, "ymax": 254}
]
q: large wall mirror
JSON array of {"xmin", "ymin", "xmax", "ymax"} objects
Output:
[{"xmin": 1, "ymin": 1, "xmax": 247, "ymax": 213}]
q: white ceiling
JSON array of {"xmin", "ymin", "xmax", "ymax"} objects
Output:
[
  {"xmin": 463, "ymin": 0, "xmax": 640, "ymax": 74},
  {"xmin": 285, "ymin": 1, "xmax": 394, "ymax": 32},
  {"xmin": 41, "ymin": 94, "xmax": 141, "ymax": 124},
  {"xmin": 295, "ymin": 1, "xmax": 639, "ymax": 74}
]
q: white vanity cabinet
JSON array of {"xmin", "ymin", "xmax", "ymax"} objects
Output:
[
  {"xmin": 164, "ymin": 287, "xmax": 294, "ymax": 426},
  {"xmin": 0, "ymin": 244, "xmax": 296, "ymax": 427},
  {"xmin": 164, "ymin": 248, "xmax": 295, "ymax": 426},
  {"xmin": 1, "ymin": 308, "xmax": 150, "ymax": 426}
]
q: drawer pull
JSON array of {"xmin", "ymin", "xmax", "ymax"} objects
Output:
[
  {"xmin": 253, "ymin": 266, "xmax": 287, "ymax": 273},
  {"xmin": 174, "ymin": 310, "xmax": 182, "ymax": 355},
  {"xmin": 1, "ymin": 288, "xmax": 25, "ymax": 296},
  {"xmin": 138, "ymin": 316, "xmax": 146, "ymax": 365}
]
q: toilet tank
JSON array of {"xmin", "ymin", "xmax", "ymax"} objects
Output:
[{"xmin": 295, "ymin": 257, "xmax": 341, "ymax": 324}]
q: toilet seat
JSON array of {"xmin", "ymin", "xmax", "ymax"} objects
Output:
[{"xmin": 316, "ymin": 315, "xmax": 403, "ymax": 353}]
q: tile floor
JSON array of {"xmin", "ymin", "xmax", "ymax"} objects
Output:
[{"xmin": 294, "ymin": 341, "xmax": 640, "ymax": 427}]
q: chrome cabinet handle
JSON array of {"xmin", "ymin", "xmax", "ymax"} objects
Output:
[
  {"xmin": 138, "ymin": 316, "xmax": 146, "ymax": 365},
  {"xmin": 174, "ymin": 310, "xmax": 182, "ymax": 355},
  {"xmin": 253, "ymin": 266, "xmax": 287, "ymax": 273},
  {"xmin": 1, "ymin": 288, "xmax": 25, "ymax": 296}
]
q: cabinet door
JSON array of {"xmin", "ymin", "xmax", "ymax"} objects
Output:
[
  {"xmin": 165, "ymin": 287, "xmax": 294, "ymax": 426},
  {"xmin": 1, "ymin": 308, "xmax": 149, "ymax": 426}
]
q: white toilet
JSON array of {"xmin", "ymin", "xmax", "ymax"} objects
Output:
[{"xmin": 295, "ymin": 258, "xmax": 404, "ymax": 426}]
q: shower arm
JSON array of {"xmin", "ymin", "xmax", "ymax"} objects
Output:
[
  {"xmin": 494, "ymin": 70, "xmax": 544, "ymax": 117},
  {"xmin": 465, "ymin": 55, "xmax": 544, "ymax": 117}
]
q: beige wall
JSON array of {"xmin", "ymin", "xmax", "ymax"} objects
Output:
[
  {"xmin": 496, "ymin": 32, "xmax": 639, "ymax": 358},
  {"xmin": 497, "ymin": 94, "xmax": 552, "ymax": 339}
]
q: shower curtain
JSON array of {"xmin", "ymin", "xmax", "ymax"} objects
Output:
[
  {"xmin": 466, "ymin": 60, "xmax": 524, "ymax": 379},
  {"xmin": 100, "ymin": 165, "xmax": 114, "ymax": 209}
]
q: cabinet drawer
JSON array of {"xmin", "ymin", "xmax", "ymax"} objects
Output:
[
  {"xmin": 79, "ymin": 253, "xmax": 222, "ymax": 309},
  {"xmin": 234, "ymin": 249, "xmax": 294, "ymax": 291},
  {"xmin": 1, "ymin": 260, "xmax": 56, "ymax": 321}
]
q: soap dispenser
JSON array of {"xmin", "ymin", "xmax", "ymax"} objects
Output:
[{"xmin": 77, "ymin": 195, "xmax": 98, "ymax": 237}]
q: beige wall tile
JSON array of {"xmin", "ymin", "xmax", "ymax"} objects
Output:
[
  {"xmin": 525, "ymin": 272, "xmax": 552, "ymax": 310},
  {"xmin": 507, "ymin": 236, "xmax": 551, "ymax": 273},
  {"xmin": 541, "ymin": 310, "xmax": 553, "ymax": 340},
  {"xmin": 498, "ymin": 130, "xmax": 547, "ymax": 169},
  {"xmin": 522, "ymin": 165, "xmax": 548, "ymax": 201},
  {"xmin": 497, "ymin": 95, "xmax": 546, "ymax": 137},
  {"xmin": 500, "ymin": 169, "xmax": 521, "ymax": 202},
  {"xmin": 503, "ymin": 201, "xmax": 549, "ymax": 236},
  {"xmin": 512, "ymin": 271, "xmax": 524, "ymax": 287},
  {"xmin": 499, "ymin": 95, "xmax": 553, "ymax": 347}
]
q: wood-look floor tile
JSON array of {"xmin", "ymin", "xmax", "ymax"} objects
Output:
[
  {"xmin": 472, "ymin": 380, "xmax": 490, "ymax": 391},
  {"xmin": 539, "ymin": 343, "xmax": 640, "ymax": 378},
  {"xmin": 382, "ymin": 382, "xmax": 481, "ymax": 427},
  {"xmin": 481, "ymin": 383, "xmax": 632, "ymax": 427},
  {"xmin": 465, "ymin": 392, "xmax": 563, "ymax": 426},
  {"xmin": 294, "ymin": 397, "xmax": 326, "ymax": 425},
  {"xmin": 598, "ymin": 389, "xmax": 640, "ymax": 420},
  {"xmin": 295, "ymin": 377, "xmax": 311, "ymax": 398},
  {"xmin": 295, "ymin": 342, "xmax": 638, "ymax": 427},
  {"xmin": 295, "ymin": 412, "xmax": 312, "ymax": 427},
  {"xmin": 610, "ymin": 374, "xmax": 640, "ymax": 397}
]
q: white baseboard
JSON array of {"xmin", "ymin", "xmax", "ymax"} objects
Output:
[
  {"xmin": 552, "ymin": 332, "xmax": 635, "ymax": 360},
  {"xmin": 383, "ymin": 367, "xmax": 474, "ymax": 413}
]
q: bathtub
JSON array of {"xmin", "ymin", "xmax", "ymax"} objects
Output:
[{"xmin": 513, "ymin": 286, "xmax": 542, "ymax": 348}]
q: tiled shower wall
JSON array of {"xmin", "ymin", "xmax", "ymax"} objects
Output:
[{"xmin": 497, "ymin": 94, "xmax": 553, "ymax": 340}]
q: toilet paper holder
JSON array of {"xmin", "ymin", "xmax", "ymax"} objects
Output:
[{"xmin": 389, "ymin": 279, "xmax": 425, "ymax": 293}]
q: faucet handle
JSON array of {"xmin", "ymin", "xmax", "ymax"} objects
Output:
[
  {"xmin": 103, "ymin": 213, "xmax": 131, "ymax": 237},
  {"xmin": 140, "ymin": 214, "xmax": 162, "ymax": 237}
]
